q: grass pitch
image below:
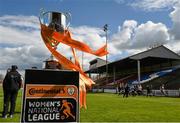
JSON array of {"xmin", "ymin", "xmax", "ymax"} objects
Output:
[
  {"xmin": 80, "ymin": 93, "xmax": 180, "ymax": 122},
  {"xmin": 0, "ymin": 87, "xmax": 180, "ymax": 122}
]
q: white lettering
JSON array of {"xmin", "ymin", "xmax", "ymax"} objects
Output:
[
  {"xmin": 33, "ymin": 114, "xmax": 38, "ymax": 121},
  {"xmin": 28, "ymin": 114, "xmax": 32, "ymax": 121},
  {"xmin": 28, "ymin": 113, "xmax": 60, "ymax": 121},
  {"xmin": 29, "ymin": 102, "xmax": 35, "ymax": 107},
  {"xmin": 38, "ymin": 114, "xmax": 43, "ymax": 121}
]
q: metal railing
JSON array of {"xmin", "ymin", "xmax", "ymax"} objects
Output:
[{"xmin": 92, "ymin": 88, "xmax": 180, "ymax": 97}]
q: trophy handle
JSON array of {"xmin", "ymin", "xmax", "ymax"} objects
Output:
[
  {"xmin": 64, "ymin": 12, "xmax": 71, "ymax": 30},
  {"xmin": 39, "ymin": 8, "xmax": 46, "ymax": 24}
]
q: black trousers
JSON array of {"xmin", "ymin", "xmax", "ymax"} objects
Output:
[
  {"xmin": 123, "ymin": 92, "xmax": 129, "ymax": 97},
  {"xmin": 2, "ymin": 89, "xmax": 18, "ymax": 116}
]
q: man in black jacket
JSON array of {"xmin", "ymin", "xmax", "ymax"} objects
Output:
[
  {"xmin": 123, "ymin": 84, "xmax": 130, "ymax": 98},
  {"xmin": 2, "ymin": 65, "xmax": 22, "ymax": 118}
]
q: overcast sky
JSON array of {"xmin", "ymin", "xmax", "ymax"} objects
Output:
[{"xmin": 0, "ymin": 0, "xmax": 180, "ymax": 72}]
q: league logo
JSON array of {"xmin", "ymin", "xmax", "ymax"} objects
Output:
[{"xmin": 67, "ymin": 87, "xmax": 75, "ymax": 96}]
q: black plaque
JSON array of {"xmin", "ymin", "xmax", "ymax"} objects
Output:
[{"xmin": 21, "ymin": 69, "xmax": 79, "ymax": 122}]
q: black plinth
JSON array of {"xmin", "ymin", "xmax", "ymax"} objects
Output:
[{"xmin": 21, "ymin": 69, "xmax": 79, "ymax": 122}]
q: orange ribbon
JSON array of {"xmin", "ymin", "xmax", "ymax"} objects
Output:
[{"xmin": 40, "ymin": 24, "xmax": 108, "ymax": 108}]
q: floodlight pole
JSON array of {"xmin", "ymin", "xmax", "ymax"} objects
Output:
[
  {"xmin": 104, "ymin": 24, "xmax": 108, "ymax": 86},
  {"xmin": 137, "ymin": 60, "xmax": 141, "ymax": 84}
]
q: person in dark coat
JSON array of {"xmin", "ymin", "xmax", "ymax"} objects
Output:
[
  {"xmin": 123, "ymin": 84, "xmax": 130, "ymax": 98},
  {"xmin": 146, "ymin": 85, "xmax": 151, "ymax": 97},
  {"xmin": 2, "ymin": 65, "xmax": 22, "ymax": 118},
  {"xmin": 117, "ymin": 83, "xmax": 121, "ymax": 95}
]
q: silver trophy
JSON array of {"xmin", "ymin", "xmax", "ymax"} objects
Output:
[{"xmin": 39, "ymin": 9, "xmax": 71, "ymax": 33}]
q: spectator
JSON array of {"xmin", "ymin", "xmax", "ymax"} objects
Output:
[
  {"xmin": 123, "ymin": 84, "xmax": 130, "ymax": 98},
  {"xmin": 117, "ymin": 83, "xmax": 121, "ymax": 95},
  {"xmin": 137, "ymin": 84, "xmax": 143, "ymax": 95},
  {"xmin": 2, "ymin": 65, "xmax": 22, "ymax": 118},
  {"xmin": 146, "ymin": 85, "xmax": 151, "ymax": 97},
  {"xmin": 150, "ymin": 85, "xmax": 153, "ymax": 96},
  {"xmin": 134, "ymin": 85, "xmax": 138, "ymax": 93},
  {"xmin": 131, "ymin": 86, "xmax": 136, "ymax": 96},
  {"xmin": 160, "ymin": 84, "xmax": 166, "ymax": 96}
]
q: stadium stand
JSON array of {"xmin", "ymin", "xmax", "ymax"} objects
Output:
[{"xmin": 86, "ymin": 45, "xmax": 180, "ymax": 96}]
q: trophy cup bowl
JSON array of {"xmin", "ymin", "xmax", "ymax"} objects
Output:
[{"xmin": 39, "ymin": 10, "xmax": 71, "ymax": 33}]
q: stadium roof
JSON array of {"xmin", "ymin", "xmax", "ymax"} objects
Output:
[
  {"xmin": 89, "ymin": 58, "xmax": 110, "ymax": 70},
  {"xmin": 130, "ymin": 45, "xmax": 180, "ymax": 60},
  {"xmin": 86, "ymin": 45, "xmax": 180, "ymax": 73}
]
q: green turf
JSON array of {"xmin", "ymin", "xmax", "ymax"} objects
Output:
[
  {"xmin": 80, "ymin": 93, "xmax": 180, "ymax": 122},
  {"xmin": 0, "ymin": 87, "xmax": 180, "ymax": 122}
]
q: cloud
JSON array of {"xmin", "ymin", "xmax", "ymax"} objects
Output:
[
  {"xmin": 111, "ymin": 20, "xmax": 169, "ymax": 50},
  {"xmin": 0, "ymin": 15, "xmax": 39, "ymax": 30},
  {"xmin": 130, "ymin": 0, "xmax": 179, "ymax": 11},
  {"xmin": 132, "ymin": 21, "xmax": 169, "ymax": 49},
  {"xmin": 70, "ymin": 26, "xmax": 105, "ymax": 49},
  {"xmin": 111, "ymin": 20, "xmax": 137, "ymax": 49},
  {"xmin": 169, "ymin": 2, "xmax": 180, "ymax": 40},
  {"xmin": 0, "ymin": 46, "xmax": 48, "ymax": 69},
  {"xmin": 0, "ymin": 15, "xmax": 50, "ymax": 70}
]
